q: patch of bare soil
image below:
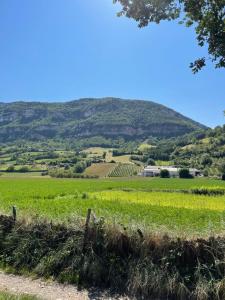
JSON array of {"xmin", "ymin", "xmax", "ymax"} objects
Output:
[{"xmin": 0, "ymin": 271, "xmax": 128, "ymax": 300}]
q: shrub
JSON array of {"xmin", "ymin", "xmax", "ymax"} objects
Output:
[
  {"xmin": 191, "ymin": 186, "xmax": 225, "ymax": 196},
  {"xmin": 160, "ymin": 169, "xmax": 170, "ymax": 178},
  {"xmin": 6, "ymin": 165, "xmax": 15, "ymax": 172},
  {"xmin": 179, "ymin": 168, "xmax": 193, "ymax": 179},
  {"xmin": 147, "ymin": 158, "xmax": 155, "ymax": 166},
  {"xmin": 222, "ymin": 174, "xmax": 225, "ymax": 181},
  {"xmin": 41, "ymin": 171, "xmax": 48, "ymax": 176},
  {"xmin": 74, "ymin": 162, "xmax": 86, "ymax": 173},
  {"xmin": 203, "ymin": 169, "xmax": 209, "ymax": 177},
  {"xmin": 200, "ymin": 154, "xmax": 213, "ymax": 167},
  {"xmin": 1, "ymin": 217, "xmax": 225, "ymax": 299},
  {"xmin": 18, "ymin": 166, "xmax": 29, "ymax": 173},
  {"xmin": 130, "ymin": 155, "xmax": 141, "ymax": 161}
]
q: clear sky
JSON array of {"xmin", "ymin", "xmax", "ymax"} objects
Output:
[{"xmin": 0, "ymin": 0, "xmax": 224, "ymax": 128}]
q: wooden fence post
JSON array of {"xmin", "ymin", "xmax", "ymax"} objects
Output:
[
  {"xmin": 78, "ymin": 208, "xmax": 92, "ymax": 289},
  {"xmin": 82, "ymin": 208, "xmax": 91, "ymax": 253},
  {"xmin": 12, "ymin": 206, "xmax": 17, "ymax": 222}
]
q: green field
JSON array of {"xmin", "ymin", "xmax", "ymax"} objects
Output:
[{"xmin": 0, "ymin": 177, "xmax": 224, "ymax": 236}]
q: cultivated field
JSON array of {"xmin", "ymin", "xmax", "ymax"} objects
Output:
[
  {"xmin": 0, "ymin": 177, "xmax": 224, "ymax": 236},
  {"xmin": 83, "ymin": 147, "xmax": 133, "ymax": 164},
  {"xmin": 84, "ymin": 163, "xmax": 116, "ymax": 177},
  {"xmin": 108, "ymin": 163, "xmax": 141, "ymax": 177}
]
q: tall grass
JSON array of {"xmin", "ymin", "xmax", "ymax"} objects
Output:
[
  {"xmin": 1, "ymin": 216, "xmax": 225, "ymax": 299},
  {"xmin": 0, "ymin": 292, "xmax": 37, "ymax": 300}
]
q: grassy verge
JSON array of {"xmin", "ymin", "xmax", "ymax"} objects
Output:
[
  {"xmin": 1, "ymin": 215, "xmax": 225, "ymax": 299},
  {"xmin": 0, "ymin": 291, "xmax": 38, "ymax": 300}
]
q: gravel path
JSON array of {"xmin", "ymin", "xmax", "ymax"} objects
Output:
[{"xmin": 0, "ymin": 271, "xmax": 127, "ymax": 300}]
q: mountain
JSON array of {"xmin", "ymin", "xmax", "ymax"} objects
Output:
[{"xmin": 0, "ymin": 97, "xmax": 207, "ymax": 143}]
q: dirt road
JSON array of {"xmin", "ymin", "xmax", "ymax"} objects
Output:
[{"xmin": 0, "ymin": 271, "xmax": 127, "ymax": 300}]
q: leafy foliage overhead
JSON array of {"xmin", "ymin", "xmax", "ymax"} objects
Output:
[{"xmin": 114, "ymin": 0, "xmax": 225, "ymax": 72}]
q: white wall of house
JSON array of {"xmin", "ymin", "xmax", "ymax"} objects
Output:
[{"xmin": 140, "ymin": 166, "xmax": 201, "ymax": 177}]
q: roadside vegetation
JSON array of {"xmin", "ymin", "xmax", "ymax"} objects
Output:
[
  {"xmin": 0, "ymin": 292, "xmax": 37, "ymax": 300},
  {"xmin": 1, "ymin": 212, "xmax": 225, "ymax": 299}
]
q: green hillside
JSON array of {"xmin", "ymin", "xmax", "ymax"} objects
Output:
[
  {"xmin": 137, "ymin": 124, "xmax": 225, "ymax": 177},
  {"xmin": 0, "ymin": 98, "xmax": 206, "ymax": 142},
  {"xmin": 172, "ymin": 126, "xmax": 225, "ymax": 176}
]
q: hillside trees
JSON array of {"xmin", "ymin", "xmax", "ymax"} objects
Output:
[
  {"xmin": 114, "ymin": 0, "xmax": 225, "ymax": 72},
  {"xmin": 179, "ymin": 168, "xmax": 193, "ymax": 179},
  {"xmin": 160, "ymin": 169, "xmax": 170, "ymax": 178}
]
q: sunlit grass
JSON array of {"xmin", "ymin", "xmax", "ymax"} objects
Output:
[
  {"xmin": 93, "ymin": 190, "xmax": 225, "ymax": 212},
  {"xmin": 0, "ymin": 177, "xmax": 224, "ymax": 235}
]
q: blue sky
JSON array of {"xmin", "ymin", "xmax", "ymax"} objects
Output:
[{"xmin": 0, "ymin": 0, "xmax": 224, "ymax": 128}]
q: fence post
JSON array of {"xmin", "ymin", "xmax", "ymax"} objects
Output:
[
  {"xmin": 82, "ymin": 208, "xmax": 91, "ymax": 253},
  {"xmin": 78, "ymin": 208, "xmax": 92, "ymax": 289},
  {"xmin": 12, "ymin": 206, "xmax": 17, "ymax": 222}
]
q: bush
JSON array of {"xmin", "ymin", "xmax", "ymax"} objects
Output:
[
  {"xmin": 191, "ymin": 186, "xmax": 225, "ymax": 196},
  {"xmin": 74, "ymin": 162, "xmax": 86, "ymax": 173},
  {"xmin": 6, "ymin": 165, "xmax": 15, "ymax": 172},
  {"xmin": 160, "ymin": 169, "xmax": 170, "ymax": 178},
  {"xmin": 203, "ymin": 169, "xmax": 209, "ymax": 177},
  {"xmin": 179, "ymin": 168, "xmax": 193, "ymax": 179},
  {"xmin": 41, "ymin": 171, "xmax": 48, "ymax": 176},
  {"xmin": 147, "ymin": 158, "xmax": 155, "ymax": 166},
  {"xmin": 222, "ymin": 174, "xmax": 225, "ymax": 181},
  {"xmin": 18, "ymin": 166, "xmax": 29, "ymax": 173},
  {"xmin": 2, "ymin": 217, "xmax": 225, "ymax": 299}
]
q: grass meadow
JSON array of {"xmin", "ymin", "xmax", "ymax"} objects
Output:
[{"xmin": 0, "ymin": 177, "xmax": 225, "ymax": 236}]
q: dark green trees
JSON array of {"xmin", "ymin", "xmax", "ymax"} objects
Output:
[
  {"xmin": 160, "ymin": 169, "xmax": 170, "ymax": 178},
  {"xmin": 179, "ymin": 168, "xmax": 193, "ymax": 179}
]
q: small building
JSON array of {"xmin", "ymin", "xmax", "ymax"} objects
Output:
[{"xmin": 140, "ymin": 166, "xmax": 201, "ymax": 177}]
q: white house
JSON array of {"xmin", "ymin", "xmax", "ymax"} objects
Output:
[{"xmin": 140, "ymin": 166, "xmax": 201, "ymax": 177}]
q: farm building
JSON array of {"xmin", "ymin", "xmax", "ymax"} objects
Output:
[{"xmin": 140, "ymin": 166, "xmax": 201, "ymax": 177}]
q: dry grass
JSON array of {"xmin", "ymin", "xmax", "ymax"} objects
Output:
[
  {"xmin": 2, "ymin": 216, "xmax": 225, "ymax": 299},
  {"xmin": 84, "ymin": 163, "xmax": 116, "ymax": 177},
  {"xmin": 106, "ymin": 153, "xmax": 132, "ymax": 163},
  {"xmin": 83, "ymin": 147, "xmax": 111, "ymax": 156}
]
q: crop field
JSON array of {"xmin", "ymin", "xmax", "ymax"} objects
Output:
[
  {"xmin": 84, "ymin": 163, "xmax": 116, "ymax": 177},
  {"xmin": 82, "ymin": 147, "xmax": 111, "ymax": 155},
  {"xmin": 106, "ymin": 153, "xmax": 131, "ymax": 163},
  {"xmin": 82, "ymin": 147, "xmax": 132, "ymax": 163},
  {"xmin": 0, "ymin": 171, "xmax": 43, "ymax": 178},
  {"xmin": 0, "ymin": 177, "xmax": 224, "ymax": 236},
  {"xmin": 108, "ymin": 163, "xmax": 141, "ymax": 177}
]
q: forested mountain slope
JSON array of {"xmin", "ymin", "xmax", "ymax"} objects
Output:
[{"xmin": 0, "ymin": 98, "xmax": 206, "ymax": 142}]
